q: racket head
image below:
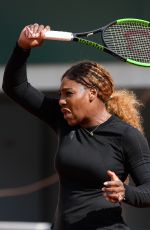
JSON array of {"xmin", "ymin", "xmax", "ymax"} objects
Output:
[{"xmin": 102, "ymin": 18, "xmax": 150, "ymax": 67}]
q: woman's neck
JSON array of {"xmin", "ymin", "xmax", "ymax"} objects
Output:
[{"xmin": 80, "ymin": 109, "xmax": 111, "ymax": 128}]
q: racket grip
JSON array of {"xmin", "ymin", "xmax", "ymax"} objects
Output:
[{"xmin": 44, "ymin": 31, "xmax": 74, "ymax": 41}]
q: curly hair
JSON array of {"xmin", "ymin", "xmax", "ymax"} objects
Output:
[
  {"xmin": 106, "ymin": 90, "xmax": 143, "ymax": 133},
  {"xmin": 62, "ymin": 61, "xmax": 144, "ymax": 133}
]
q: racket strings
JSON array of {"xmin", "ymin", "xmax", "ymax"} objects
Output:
[{"xmin": 103, "ymin": 23, "xmax": 150, "ymax": 63}]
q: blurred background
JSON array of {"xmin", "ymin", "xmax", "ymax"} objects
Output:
[{"xmin": 0, "ymin": 0, "xmax": 150, "ymax": 229}]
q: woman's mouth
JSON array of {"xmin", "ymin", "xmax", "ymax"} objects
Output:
[{"xmin": 61, "ymin": 108, "xmax": 72, "ymax": 119}]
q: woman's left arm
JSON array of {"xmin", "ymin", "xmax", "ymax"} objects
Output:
[
  {"xmin": 122, "ymin": 127, "xmax": 150, "ymax": 207},
  {"xmin": 103, "ymin": 126, "xmax": 150, "ymax": 207}
]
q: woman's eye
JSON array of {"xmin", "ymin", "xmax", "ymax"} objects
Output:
[
  {"xmin": 66, "ymin": 92, "xmax": 73, "ymax": 96},
  {"xmin": 58, "ymin": 91, "xmax": 74, "ymax": 98}
]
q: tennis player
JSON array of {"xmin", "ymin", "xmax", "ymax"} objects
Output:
[{"xmin": 2, "ymin": 23, "xmax": 150, "ymax": 230}]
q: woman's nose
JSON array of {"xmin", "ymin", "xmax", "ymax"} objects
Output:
[{"xmin": 59, "ymin": 97, "xmax": 67, "ymax": 106}]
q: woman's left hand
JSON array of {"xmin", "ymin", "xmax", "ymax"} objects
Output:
[{"xmin": 102, "ymin": 170, "xmax": 125, "ymax": 203}]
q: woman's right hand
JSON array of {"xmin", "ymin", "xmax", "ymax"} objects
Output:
[{"xmin": 18, "ymin": 23, "xmax": 50, "ymax": 49}]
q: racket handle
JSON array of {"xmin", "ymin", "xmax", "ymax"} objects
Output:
[{"xmin": 44, "ymin": 31, "xmax": 74, "ymax": 41}]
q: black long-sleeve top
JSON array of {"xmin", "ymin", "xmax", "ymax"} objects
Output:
[{"xmin": 2, "ymin": 44, "xmax": 150, "ymax": 230}]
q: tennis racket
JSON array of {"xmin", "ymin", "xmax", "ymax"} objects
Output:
[{"xmin": 44, "ymin": 18, "xmax": 150, "ymax": 67}]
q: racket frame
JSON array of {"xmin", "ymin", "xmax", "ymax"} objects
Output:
[{"xmin": 44, "ymin": 18, "xmax": 150, "ymax": 67}]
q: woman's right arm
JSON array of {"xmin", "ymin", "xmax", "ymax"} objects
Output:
[{"xmin": 2, "ymin": 24, "xmax": 62, "ymax": 130}]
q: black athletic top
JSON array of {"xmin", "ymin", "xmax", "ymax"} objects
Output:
[{"xmin": 2, "ymin": 44, "xmax": 150, "ymax": 230}]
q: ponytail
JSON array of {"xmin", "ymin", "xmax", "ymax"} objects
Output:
[{"xmin": 106, "ymin": 90, "xmax": 144, "ymax": 134}]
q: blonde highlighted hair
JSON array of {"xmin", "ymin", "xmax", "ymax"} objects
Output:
[
  {"xmin": 62, "ymin": 61, "xmax": 144, "ymax": 134},
  {"xmin": 106, "ymin": 90, "xmax": 143, "ymax": 133}
]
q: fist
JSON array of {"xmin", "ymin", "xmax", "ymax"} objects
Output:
[
  {"xmin": 18, "ymin": 23, "xmax": 50, "ymax": 49},
  {"xmin": 102, "ymin": 170, "xmax": 125, "ymax": 203}
]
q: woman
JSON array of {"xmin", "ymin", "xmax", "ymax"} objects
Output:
[{"xmin": 2, "ymin": 23, "xmax": 150, "ymax": 230}]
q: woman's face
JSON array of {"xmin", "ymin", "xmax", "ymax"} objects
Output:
[{"xmin": 59, "ymin": 77, "xmax": 92, "ymax": 126}]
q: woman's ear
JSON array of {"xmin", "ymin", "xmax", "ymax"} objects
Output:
[{"xmin": 89, "ymin": 88, "xmax": 97, "ymax": 102}]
